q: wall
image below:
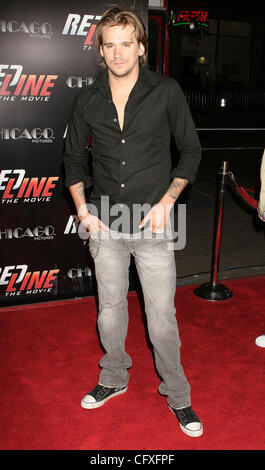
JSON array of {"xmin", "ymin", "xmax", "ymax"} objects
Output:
[{"xmin": 0, "ymin": 0, "xmax": 148, "ymax": 307}]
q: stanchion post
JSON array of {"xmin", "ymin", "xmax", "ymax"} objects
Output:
[{"xmin": 194, "ymin": 161, "xmax": 233, "ymax": 301}]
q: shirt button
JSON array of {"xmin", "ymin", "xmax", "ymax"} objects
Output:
[
  {"xmin": 121, "ymin": 161, "xmax": 125, "ymax": 165},
  {"xmin": 121, "ymin": 139, "xmax": 125, "ymax": 143},
  {"xmin": 121, "ymin": 184, "xmax": 125, "ymax": 188},
  {"xmin": 113, "ymin": 118, "xmax": 117, "ymax": 123}
]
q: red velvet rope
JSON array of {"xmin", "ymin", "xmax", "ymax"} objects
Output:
[{"xmin": 228, "ymin": 172, "xmax": 258, "ymax": 210}]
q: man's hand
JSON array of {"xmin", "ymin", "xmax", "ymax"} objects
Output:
[
  {"xmin": 139, "ymin": 177, "xmax": 188, "ymax": 232},
  {"xmin": 258, "ymin": 210, "xmax": 265, "ymax": 222},
  {"xmin": 69, "ymin": 183, "xmax": 109, "ymax": 234},
  {"xmin": 79, "ymin": 213, "xmax": 109, "ymax": 234},
  {"xmin": 139, "ymin": 202, "xmax": 173, "ymax": 232}
]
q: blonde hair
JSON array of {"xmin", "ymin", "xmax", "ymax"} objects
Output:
[{"xmin": 95, "ymin": 6, "xmax": 148, "ymax": 66}]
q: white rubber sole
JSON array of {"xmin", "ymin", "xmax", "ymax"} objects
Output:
[
  {"xmin": 81, "ymin": 386, "xmax": 128, "ymax": 409},
  {"xmin": 179, "ymin": 422, "xmax": 203, "ymax": 438},
  {"xmin": 255, "ymin": 335, "xmax": 265, "ymax": 348}
]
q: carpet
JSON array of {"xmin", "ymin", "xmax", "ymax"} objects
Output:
[{"xmin": 1, "ymin": 276, "xmax": 265, "ymax": 450}]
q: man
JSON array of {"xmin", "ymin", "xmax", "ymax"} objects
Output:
[
  {"xmin": 255, "ymin": 149, "xmax": 265, "ymax": 347},
  {"xmin": 63, "ymin": 7, "xmax": 203, "ymax": 437},
  {"xmin": 257, "ymin": 150, "xmax": 265, "ymax": 223}
]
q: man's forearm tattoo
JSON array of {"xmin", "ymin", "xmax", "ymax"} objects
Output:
[
  {"xmin": 166, "ymin": 178, "xmax": 188, "ymax": 201},
  {"xmin": 74, "ymin": 182, "xmax": 84, "ymax": 196}
]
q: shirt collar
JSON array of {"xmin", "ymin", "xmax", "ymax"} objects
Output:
[{"xmin": 94, "ymin": 65, "xmax": 156, "ymax": 99}]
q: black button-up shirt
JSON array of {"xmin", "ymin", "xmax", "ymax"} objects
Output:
[{"xmin": 63, "ymin": 66, "xmax": 201, "ymax": 233}]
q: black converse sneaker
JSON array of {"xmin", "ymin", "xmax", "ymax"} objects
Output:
[
  {"xmin": 168, "ymin": 405, "xmax": 203, "ymax": 437},
  {"xmin": 81, "ymin": 384, "xmax": 127, "ymax": 409}
]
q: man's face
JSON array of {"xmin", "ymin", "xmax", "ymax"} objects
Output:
[{"xmin": 100, "ymin": 24, "xmax": 144, "ymax": 78}]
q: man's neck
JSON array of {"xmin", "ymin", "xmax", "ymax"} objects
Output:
[{"xmin": 108, "ymin": 66, "xmax": 139, "ymax": 95}]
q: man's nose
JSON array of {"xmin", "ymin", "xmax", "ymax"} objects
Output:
[{"xmin": 114, "ymin": 47, "xmax": 122, "ymax": 57}]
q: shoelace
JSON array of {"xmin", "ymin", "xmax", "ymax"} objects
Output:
[
  {"xmin": 177, "ymin": 407, "xmax": 200, "ymax": 424},
  {"xmin": 91, "ymin": 385, "xmax": 124, "ymax": 400},
  {"xmin": 92, "ymin": 385, "xmax": 112, "ymax": 399}
]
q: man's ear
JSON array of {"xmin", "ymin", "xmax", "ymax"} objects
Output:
[
  {"xmin": 99, "ymin": 45, "xmax": 104, "ymax": 57},
  {"xmin": 138, "ymin": 42, "xmax": 145, "ymax": 57}
]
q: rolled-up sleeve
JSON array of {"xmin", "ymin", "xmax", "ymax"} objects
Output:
[
  {"xmin": 168, "ymin": 81, "xmax": 201, "ymax": 184},
  {"xmin": 63, "ymin": 93, "xmax": 91, "ymax": 188}
]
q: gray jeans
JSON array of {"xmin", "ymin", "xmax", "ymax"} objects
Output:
[{"xmin": 89, "ymin": 229, "xmax": 191, "ymax": 409}]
